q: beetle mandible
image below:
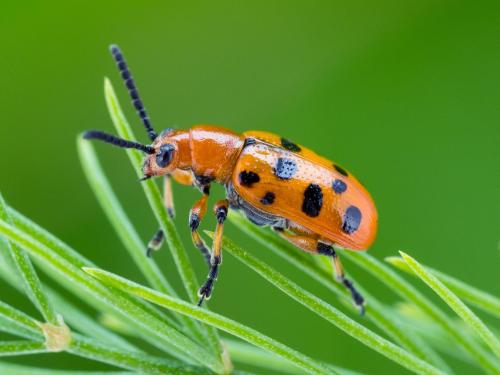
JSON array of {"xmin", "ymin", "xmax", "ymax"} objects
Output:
[{"xmin": 84, "ymin": 45, "xmax": 378, "ymax": 313}]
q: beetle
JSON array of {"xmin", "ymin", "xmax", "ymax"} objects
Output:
[{"xmin": 84, "ymin": 45, "xmax": 377, "ymax": 313}]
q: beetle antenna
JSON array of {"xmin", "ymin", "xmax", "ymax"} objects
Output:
[
  {"xmin": 83, "ymin": 130, "xmax": 155, "ymax": 154},
  {"xmin": 109, "ymin": 44, "xmax": 158, "ymax": 141}
]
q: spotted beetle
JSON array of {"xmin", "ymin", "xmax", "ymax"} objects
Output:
[{"xmin": 84, "ymin": 45, "xmax": 378, "ymax": 313}]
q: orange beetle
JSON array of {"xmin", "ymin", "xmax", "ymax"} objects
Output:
[{"xmin": 84, "ymin": 45, "xmax": 377, "ymax": 313}]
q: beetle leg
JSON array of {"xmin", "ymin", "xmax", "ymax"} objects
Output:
[
  {"xmin": 146, "ymin": 229, "xmax": 164, "ymax": 257},
  {"xmin": 146, "ymin": 171, "xmax": 196, "ymax": 257},
  {"xmin": 146, "ymin": 176, "xmax": 173, "ymax": 257},
  {"xmin": 198, "ymin": 199, "xmax": 229, "ymax": 306},
  {"xmin": 273, "ymin": 228, "xmax": 365, "ymax": 314},
  {"xmin": 163, "ymin": 175, "xmax": 175, "ymax": 218},
  {"xmin": 189, "ymin": 187, "xmax": 212, "ymax": 266},
  {"xmin": 171, "ymin": 169, "xmax": 195, "ymax": 186}
]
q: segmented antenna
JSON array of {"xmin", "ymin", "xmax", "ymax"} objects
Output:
[
  {"xmin": 83, "ymin": 130, "xmax": 155, "ymax": 154},
  {"xmin": 109, "ymin": 44, "xmax": 158, "ymax": 141}
]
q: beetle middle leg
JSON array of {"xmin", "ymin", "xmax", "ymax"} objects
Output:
[
  {"xmin": 198, "ymin": 199, "xmax": 229, "ymax": 306},
  {"xmin": 273, "ymin": 227, "xmax": 365, "ymax": 314},
  {"xmin": 188, "ymin": 187, "xmax": 212, "ymax": 266}
]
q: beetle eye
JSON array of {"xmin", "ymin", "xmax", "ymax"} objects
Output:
[{"xmin": 156, "ymin": 144, "xmax": 175, "ymax": 168}]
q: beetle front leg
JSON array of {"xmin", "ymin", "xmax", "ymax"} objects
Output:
[
  {"xmin": 273, "ymin": 227, "xmax": 365, "ymax": 314},
  {"xmin": 147, "ymin": 172, "xmax": 195, "ymax": 258},
  {"xmin": 198, "ymin": 199, "xmax": 228, "ymax": 306},
  {"xmin": 146, "ymin": 176, "xmax": 174, "ymax": 257}
]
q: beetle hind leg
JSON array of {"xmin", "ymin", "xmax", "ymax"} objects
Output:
[
  {"xmin": 273, "ymin": 227, "xmax": 365, "ymax": 314},
  {"xmin": 319, "ymin": 243, "xmax": 365, "ymax": 314}
]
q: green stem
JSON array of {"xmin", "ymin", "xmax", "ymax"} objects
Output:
[
  {"xmin": 0, "ymin": 298, "xmax": 208, "ymax": 374},
  {"xmin": 104, "ymin": 77, "xmax": 223, "ymax": 362},
  {"xmin": 344, "ymin": 251, "xmax": 500, "ymax": 374},
  {"xmin": 0, "ymin": 193, "xmax": 58, "ymax": 324},
  {"xmin": 0, "ymin": 362, "xmax": 130, "ymax": 375},
  {"xmin": 0, "ymin": 255, "xmax": 138, "ymax": 352},
  {"xmin": 84, "ymin": 266, "xmax": 335, "ymax": 375},
  {"xmin": 225, "ymin": 339, "xmax": 363, "ymax": 375},
  {"xmin": 214, "ymin": 234, "xmax": 444, "ymax": 375},
  {"xmin": 400, "ymin": 252, "xmax": 500, "ymax": 358},
  {"xmin": 0, "ymin": 218, "xmax": 223, "ymax": 373},
  {"xmin": 227, "ymin": 212, "xmax": 449, "ymax": 372},
  {"xmin": 386, "ymin": 256, "xmax": 500, "ymax": 319},
  {"xmin": 78, "ymin": 137, "xmax": 205, "ymax": 343},
  {"xmin": 0, "ymin": 341, "xmax": 47, "ymax": 357},
  {"xmin": 69, "ymin": 334, "xmax": 212, "ymax": 375}
]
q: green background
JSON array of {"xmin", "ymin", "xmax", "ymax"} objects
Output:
[{"xmin": 1, "ymin": 1, "xmax": 499, "ymax": 374}]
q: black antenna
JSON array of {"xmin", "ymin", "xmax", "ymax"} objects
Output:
[
  {"xmin": 109, "ymin": 44, "xmax": 158, "ymax": 141},
  {"xmin": 83, "ymin": 130, "xmax": 155, "ymax": 154}
]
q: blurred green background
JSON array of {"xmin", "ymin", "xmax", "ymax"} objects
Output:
[{"xmin": 1, "ymin": 1, "xmax": 499, "ymax": 374}]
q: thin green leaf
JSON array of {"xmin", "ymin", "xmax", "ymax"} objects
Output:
[
  {"xmin": 0, "ymin": 218, "xmax": 223, "ymax": 373},
  {"xmin": 0, "ymin": 301, "xmax": 43, "ymax": 342},
  {"xmin": 84, "ymin": 267, "xmax": 335, "ymax": 375},
  {"xmin": 212, "ymin": 234, "xmax": 444, "ymax": 375},
  {"xmin": 48, "ymin": 291, "xmax": 139, "ymax": 352},
  {"xmin": 225, "ymin": 339, "xmax": 363, "ymax": 375},
  {"xmin": 400, "ymin": 252, "xmax": 500, "ymax": 358},
  {"xmin": 0, "ymin": 362, "xmax": 130, "ymax": 375},
  {"xmin": 228, "ymin": 212, "xmax": 449, "ymax": 371},
  {"xmin": 104, "ymin": 77, "xmax": 223, "ymax": 360},
  {"xmin": 386, "ymin": 256, "xmax": 500, "ymax": 319},
  {"xmin": 0, "ymin": 255, "xmax": 137, "ymax": 352},
  {"xmin": 344, "ymin": 251, "xmax": 500, "ymax": 374},
  {"xmin": 4, "ymin": 207, "xmax": 198, "ymax": 361},
  {"xmin": 0, "ymin": 341, "xmax": 46, "ymax": 357},
  {"xmin": 395, "ymin": 302, "xmax": 477, "ymax": 364},
  {"xmin": 69, "ymin": 334, "xmax": 211, "ymax": 375},
  {"xmin": 0, "ymin": 193, "xmax": 58, "ymax": 324},
  {"xmin": 104, "ymin": 77, "xmax": 197, "ymax": 303},
  {"xmin": 78, "ymin": 137, "xmax": 176, "ymax": 297},
  {"xmin": 78, "ymin": 137, "xmax": 207, "ymax": 344},
  {"xmin": 0, "ymin": 298, "xmax": 204, "ymax": 374},
  {"xmin": 0, "ymin": 315, "xmax": 40, "ymax": 341}
]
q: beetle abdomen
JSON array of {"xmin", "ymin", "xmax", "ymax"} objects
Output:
[{"xmin": 230, "ymin": 135, "xmax": 377, "ymax": 250}]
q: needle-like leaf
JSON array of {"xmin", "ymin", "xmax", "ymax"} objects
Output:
[
  {"xmin": 228, "ymin": 211, "xmax": 450, "ymax": 371},
  {"xmin": 104, "ymin": 77, "xmax": 223, "ymax": 362},
  {"xmin": 0, "ymin": 218, "xmax": 223, "ymax": 373},
  {"xmin": 210, "ymin": 234, "xmax": 445, "ymax": 375},
  {"xmin": 84, "ymin": 266, "xmax": 336, "ymax": 375},
  {"xmin": 399, "ymin": 252, "xmax": 500, "ymax": 358},
  {"xmin": 344, "ymin": 251, "xmax": 500, "ymax": 373},
  {"xmin": 0, "ymin": 193, "xmax": 58, "ymax": 324},
  {"xmin": 386, "ymin": 256, "xmax": 500, "ymax": 319}
]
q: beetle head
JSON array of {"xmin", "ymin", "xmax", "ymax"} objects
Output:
[{"xmin": 141, "ymin": 129, "xmax": 180, "ymax": 179}]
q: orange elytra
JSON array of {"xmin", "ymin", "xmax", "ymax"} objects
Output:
[{"xmin": 84, "ymin": 45, "xmax": 377, "ymax": 313}]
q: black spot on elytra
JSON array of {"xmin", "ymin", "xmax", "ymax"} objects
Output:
[
  {"xmin": 274, "ymin": 158, "xmax": 297, "ymax": 180},
  {"xmin": 334, "ymin": 164, "xmax": 348, "ymax": 177},
  {"xmin": 332, "ymin": 179, "xmax": 347, "ymax": 194},
  {"xmin": 260, "ymin": 192, "xmax": 275, "ymax": 205},
  {"xmin": 342, "ymin": 205, "xmax": 362, "ymax": 234},
  {"xmin": 281, "ymin": 137, "xmax": 301, "ymax": 152},
  {"xmin": 302, "ymin": 184, "xmax": 323, "ymax": 217},
  {"xmin": 238, "ymin": 171, "xmax": 260, "ymax": 187}
]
